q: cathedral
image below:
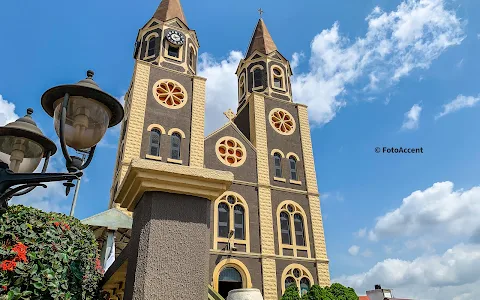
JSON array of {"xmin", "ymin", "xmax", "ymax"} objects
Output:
[{"xmin": 87, "ymin": 0, "xmax": 330, "ymax": 299}]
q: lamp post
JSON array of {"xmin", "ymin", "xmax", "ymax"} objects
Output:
[{"xmin": 0, "ymin": 70, "xmax": 124, "ymax": 211}]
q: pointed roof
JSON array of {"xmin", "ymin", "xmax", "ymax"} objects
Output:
[
  {"xmin": 246, "ymin": 18, "xmax": 277, "ymax": 58},
  {"xmin": 153, "ymin": 0, "xmax": 187, "ymax": 25}
]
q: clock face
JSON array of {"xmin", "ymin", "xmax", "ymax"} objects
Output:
[{"xmin": 166, "ymin": 30, "xmax": 185, "ymax": 46}]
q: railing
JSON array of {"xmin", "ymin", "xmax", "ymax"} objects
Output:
[{"xmin": 208, "ymin": 285, "xmax": 225, "ymax": 300}]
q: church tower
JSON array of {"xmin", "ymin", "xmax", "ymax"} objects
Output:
[
  {"xmin": 204, "ymin": 16, "xmax": 330, "ymax": 299},
  {"xmin": 110, "ymin": 0, "xmax": 205, "ymax": 207}
]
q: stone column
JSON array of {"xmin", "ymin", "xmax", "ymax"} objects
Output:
[
  {"xmin": 114, "ymin": 159, "xmax": 233, "ymax": 300},
  {"xmin": 123, "ymin": 192, "xmax": 211, "ymax": 299}
]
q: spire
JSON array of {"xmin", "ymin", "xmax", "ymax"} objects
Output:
[
  {"xmin": 153, "ymin": 0, "xmax": 187, "ymax": 25},
  {"xmin": 246, "ymin": 18, "xmax": 277, "ymax": 58}
]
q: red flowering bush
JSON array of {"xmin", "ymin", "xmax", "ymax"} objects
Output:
[{"xmin": 0, "ymin": 205, "xmax": 103, "ymax": 299}]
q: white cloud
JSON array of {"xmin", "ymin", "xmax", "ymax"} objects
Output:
[
  {"xmin": 291, "ymin": 0, "xmax": 464, "ymax": 126},
  {"xmin": 456, "ymin": 58, "xmax": 464, "ymax": 68},
  {"xmin": 198, "ymin": 51, "xmax": 243, "ymax": 135},
  {"xmin": 401, "ymin": 103, "xmax": 422, "ymax": 130},
  {"xmin": 361, "ymin": 249, "xmax": 373, "ymax": 258},
  {"xmin": 435, "ymin": 94, "xmax": 480, "ymax": 119},
  {"xmin": 195, "ymin": 0, "xmax": 464, "ymax": 132},
  {"xmin": 334, "ymin": 243, "xmax": 480, "ymax": 300},
  {"xmin": 349, "ymin": 245, "xmax": 360, "ymax": 256},
  {"xmin": 0, "ymin": 94, "xmax": 19, "ymax": 126},
  {"xmin": 368, "ymin": 181, "xmax": 480, "ymax": 242}
]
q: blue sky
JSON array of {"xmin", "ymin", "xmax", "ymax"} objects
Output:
[{"xmin": 1, "ymin": 0, "xmax": 480, "ymax": 299}]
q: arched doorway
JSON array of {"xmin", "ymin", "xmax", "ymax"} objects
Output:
[{"xmin": 218, "ymin": 267, "xmax": 243, "ymax": 298}]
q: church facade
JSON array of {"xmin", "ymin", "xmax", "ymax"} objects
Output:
[{"xmin": 108, "ymin": 0, "xmax": 330, "ymax": 298}]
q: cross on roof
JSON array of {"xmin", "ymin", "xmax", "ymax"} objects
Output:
[
  {"xmin": 258, "ymin": 8, "xmax": 264, "ymax": 18},
  {"xmin": 223, "ymin": 109, "xmax": 236, "ymax": 122}
]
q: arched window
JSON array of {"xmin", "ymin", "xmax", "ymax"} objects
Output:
[
  {"xmin": 213, "ymin": 192, "xmax": 250, "ymax": 252},
  {"xmin": 213, "ymin": 259, "xmax": 253, "ymax": 296},
  {"xmin": 272, "ymin": 67, "xmax": 284, "ymax": 89},
  {"xmin": 289, "ymin": 156, "xmax": 297, "ymax": 180},
  {"xmin": 274, "ymin": 153, "xmax": 282, "ymax": 178},
  {"xmin": 189, "ymin": 47, "xmax": 196, "ymax": 69},
  {"xmin": 280, "ymin": 212, "xmax": 291, "ymax": 245},
  {"xmin": 238, "ymin": 75, "xmax": 245, "ymax": 98},
  {"xmin": 170, "ymin": 132, "xmax": 181, "ymax": 160},
  {"xmin": 294, "ymin": 214, "xmax": 305, "ymax": 246},
  {"xmin": 276, "ymin": 201, "xmax": 311, "ymax": 257},
  {"xmin": 281, "ymin": 264, "xmax": 314, "ymax": 296},
  {"xmin": 218, "ymin": 203, "xmax": 230, "ymax": 238},
  {"xmin": 147, "ymin": 36, "xmax": 156, "ymax": 57},
  {"xmin": 300, "ymin": 278, "xmax": 310, "ymax": 296},
  {"xmin": 253, "ymin": 68, "xmax": 263, "ymax": 88},
  {"xmin": 234, "ymin": 205, "xmax": 245, "ymax": 240},
  {"xmin": 149, "ymin": 129, "xmax": 161, "ymax": 156}
]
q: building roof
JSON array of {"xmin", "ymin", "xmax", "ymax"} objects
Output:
[
  {"xmin": 246, "ymin": 18, "xmax": 278, "ymax": 58},
  {"xmin": 153, "ymin": 0, "xmax": 187, "ymax": 25},
  {"xmin": 359, "ymin": 296, "xmax": 370, "ymax": 300}
]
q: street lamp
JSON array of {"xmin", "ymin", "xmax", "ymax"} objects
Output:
[{"xmin": 0, "ymin": 70, "xmax": 124, "ymax": 211}]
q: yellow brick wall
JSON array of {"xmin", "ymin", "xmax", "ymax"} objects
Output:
[
  {"xmin": 190, "ymin": 77, "xmax": 206, "ymax": 167},
  {"xmin": 261, "ymin": 258, "xmax": 278, "ymax": 300},
  {"xmin": 250, "ymin": 93, "xmax": 278, "ymax": 299},
  {"xmin": 109, "ymin": 62, "xmax": 150, "ymax": 208},
  {"xmin": 297, "ymin": 105, "xmax": 331, "ymax": 285}
]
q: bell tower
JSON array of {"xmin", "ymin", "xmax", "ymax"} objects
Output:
[
  {"xmin": 235, "ymin": 18, "xmax": 293, "ymax": 110},
  {"xmin": 110, "ymin": 0, "xmax": 206, "ymax": 207}
]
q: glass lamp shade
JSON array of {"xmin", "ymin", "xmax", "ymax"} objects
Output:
[
  {"xmin": 0, "ymin": 136, "xmax": 43, "ymax": 173},
  {"xmin": 53, "ymin": 96, "xmax": 111, "ymax": 150}
]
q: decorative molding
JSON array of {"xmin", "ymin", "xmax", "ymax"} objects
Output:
[
  {"xmin": 281, "ymin": 263, "xmax": 314, "ymax": 296},
  {"xmin": 273, "ymin": 177, "xmax": 286, "ymax": 183},
  {"xmin": 167, "ymin": 127, "xmax": 186, "ymax": 138},
  {"xmin": 276, "ymin": 200, "xmax": 311, "ymax": 258},
  {"xmin": 215, "ymin": 136, "xmax": 247, "ymax": 167},
  {"xmin": 289, "ymin": 180, "xmax": 302, "ymax": 186},
  {"xmin": 167, "ymin": 158, "xmax": 182, "ymax": 164},
  {"xmin": 212, "ymin": 258, "xmax": 253, "ymax": 291},
  {"xmin": 269, "ymin": 108, "xmax": 296, "ymax": 135},
  {"xmin": 146, "ymin": 154, "xmax": 162, "ymax": 161},
  {"xmin": 152, "ymin": 79, "xmax": 188, "ymax": 109},
  {"xmin": 213, "ymin": 191, "xmax": 250, "ymax": 252},
  {"xmin": 286, "ymin": 152, "xmax": 300, "ymax": 161},
  {"xmin": 147, "ymin": 123, "xmax": 166, "ymax": 134},
  {"xmin": 270, "ymin": 149, "xmax": 285, "ymax": 157},
  {"xmin": 115, "ymin": 159, "xmax": 233, "ymax": 211}
]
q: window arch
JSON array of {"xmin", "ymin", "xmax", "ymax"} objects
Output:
[
  {"xmin": 274, "ymin": 153, "xmax": 282, "ymax": 178},
  {"xmin": 212, "ymin": 258, "xmax": 253, "ymax": 291},
  {"xmin": 251, "ymin": 66, "xmax": 264, "ymax": 89},
  {"xmin": 238, "ymin": 74, "xmax": 246, "ymax": 98},
  {"xmin": 188, "ymin": 46, "xmax": 196, "ymax": 70},
  {"xmin": 166, "ymin": 128, "xmax": 185, "ymax": 163},
  {"xmin": 146, "ymin": 124, "xmax": 166, "ymax": 161},
  {"xmin": 170, "ymin": 132, "xmax": 181, "ymax": 160},
  {"xmin": 149, "ymin": 129, "xmax": 161, "ymax": 157},
  {"xmin": 281, "ymin": 264, "xmax": 314, "ymax": 296},
  {"xmin": 145, "ymin": 33, "xmax": 159, "ymax": 58},
  {"xmin": 271, "ymin": 66, "xmax": 286, "ymax": 90},
  {"xmin": 276, "ymin": 200, "xmax": 311, "ymax": 257},
  {"xmin": 213, "ymin": 192, "xmax": 250, "ymax": 252}
]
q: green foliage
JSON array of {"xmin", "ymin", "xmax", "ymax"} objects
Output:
[
  {"xmin": 0, "ymin": 205, "xmax": 103, "ymax": 300},
  {"xmin": 282, "ymin": 284, "xmax": 301, "ymax": 300},
  {"xmin": 283, "ymin": 283, "xmax": 359, "ymax": 300}
]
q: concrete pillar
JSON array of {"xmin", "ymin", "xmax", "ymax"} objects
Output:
[{"xmin": 123, "ymin": 191, "xmax": 211, "ymax": 300}]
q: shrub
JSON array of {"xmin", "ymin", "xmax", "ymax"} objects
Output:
[
  {"xmin": 0, "ymin": 205, "xmax": 103, "ymax": 300},
  {"xmin": 283, "ymin": 283, "xmax": 359, "ymax": 300},
  {"xmin": 282, "ymin": 284, "xmax": 301, "ymax": 300}
]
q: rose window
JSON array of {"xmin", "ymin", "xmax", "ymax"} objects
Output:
[
  {"xmin": 270, "ymin": 108, "xmax": 295, "ymax": 135},
  {"xmin": 216, "ymin": 136, "xmax": 247, "ymax": 167},
  {"xmin": 152, "ymin": 79, "xmax": 188, "ymax": 109}
]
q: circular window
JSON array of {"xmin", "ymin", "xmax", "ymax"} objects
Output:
[
  {"xmin": 216, "ymin": 136, "xmax": 247, "ymax": 167},
  {"xmin": 269, "ymin": 108, "xmax": 296, "ymax": 135},
  {"xmin": 152, "ymin": 79, "xmax": 188, "ymax": 109}
]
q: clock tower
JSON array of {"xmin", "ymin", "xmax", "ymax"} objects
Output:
[{"xmin": 110, "ymin": 0, "xmax": 205, "ymax": 208}]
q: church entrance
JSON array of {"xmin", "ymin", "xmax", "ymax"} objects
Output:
[{"xmin": 218, "ymin": 267, "xmax": 243, "ymax": 298}]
